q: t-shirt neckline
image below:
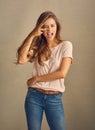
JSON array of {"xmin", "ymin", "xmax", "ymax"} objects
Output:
[{"xmin": 50, "ymin": 41, "xmax": 63, "ymax": 50}]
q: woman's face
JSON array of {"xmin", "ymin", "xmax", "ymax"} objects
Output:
[{"xmin": 42, "ymin": 18, "xmax": 57, "ymax": 42}]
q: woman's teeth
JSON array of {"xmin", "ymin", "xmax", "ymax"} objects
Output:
[{"xmin": 47, "ymin": 33, "xmax": 53, "ymax": 38}]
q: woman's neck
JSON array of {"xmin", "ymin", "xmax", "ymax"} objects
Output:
[{"xmin": 47, "ymin": 39, "xmax": 59, "ymax": 48}]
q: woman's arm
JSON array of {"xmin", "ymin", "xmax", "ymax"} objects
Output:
[
  {"xmin": 18, "ymin": 36, "xmax": 34, "ymax": 64},
  {"xmin": 27, "ymin": 57, "xmax": 72, "ymax": 86},
  {"xmin": 17, "ymin": 24, "xmax": 45, "ymax": 64},
  {"xmin": 17, "ymin": 34, "xmax": 35, "ymax": 64}
]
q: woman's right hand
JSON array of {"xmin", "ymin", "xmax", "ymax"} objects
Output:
[{"xmin": 31, "ymin": 23, "xmax": 45, "ymax": 37}]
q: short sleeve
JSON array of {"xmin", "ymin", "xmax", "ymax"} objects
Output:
[{"xmin": 62, "ymin": 41, "xmax": 73, "ymax": 60}]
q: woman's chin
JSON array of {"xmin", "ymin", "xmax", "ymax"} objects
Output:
[{"xmin": 46, "ymin": 37, "xmax": 55, "ymax": 42}]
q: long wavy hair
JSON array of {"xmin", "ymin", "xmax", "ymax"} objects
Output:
[{"xmin": 17, "ymin": 11, "xmax": 63, "ymax": 65}]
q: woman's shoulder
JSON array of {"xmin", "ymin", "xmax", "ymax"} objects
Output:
[
  {"xmin": 60, "ymin": 40, "xmax": 73, "ymax": 49},
  {"xmin": 61, "ymin": 40, "xmax": 73, "ymax": 46},
  {"xmin": 51, "ymin": 40, "xmax": 73, "ymax": 51}
]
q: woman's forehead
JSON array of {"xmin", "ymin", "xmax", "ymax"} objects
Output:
[{"xmin": 43, "ymin": 18, "xmax": 56, "ymax": 25}]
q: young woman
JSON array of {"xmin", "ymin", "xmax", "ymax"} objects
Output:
[{"xmin": 17, "ymin": 11, "xmax": 73, "ymax": 130}]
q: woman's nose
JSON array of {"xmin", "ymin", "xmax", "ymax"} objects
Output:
[{"xmin": 47, "ymin": 26, "xmax": 51, "ymax": 31}]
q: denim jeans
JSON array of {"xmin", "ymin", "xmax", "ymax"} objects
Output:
[{"xmin": 24, "ymin": 87, "xmax": 66, "ymax": 130}]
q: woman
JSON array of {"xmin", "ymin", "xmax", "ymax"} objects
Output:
[{"xmin": 17, "ymin": 11, "xmax": 73, "ymax": 130}]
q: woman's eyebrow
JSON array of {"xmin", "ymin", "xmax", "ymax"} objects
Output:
[{"xmin": 44, "ymin": 23, "xmax": 55, "ymax": 26}]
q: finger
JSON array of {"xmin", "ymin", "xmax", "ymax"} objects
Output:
[
  {"xmin": 39, "ymin": 22, "xmax": 45, "ymax": 28},
  {"xmin": 40, "ymin": 28, "xmax": 46, "ymax": 33},
  {"xmin": 27, "ymin": 79, "xmax": 30, "ymax": 86},
  {"xmin": 41, "ymin": 28, "xmax": 46, "ymax": 31},
  {"xmin": 39, "ymin": 20, "xmax": 46, "ymax": 29},
  {"xmin": 27, "ymin": 81, "xmax": 29, "ymax": 86},
  {"xmin": 27, "ymin": 82, "xmax": 31, "ymax": 87}
]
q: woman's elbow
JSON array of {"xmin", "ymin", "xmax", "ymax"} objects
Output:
[
  {"xmin": 17, "ymin": 60, "xmax": 25, "ymax": 64},
  {"xmin": 60, "ymin": 73, "xmax": 65, "ymax": 79},
  {"xmin": 59, "ymin": 71, "xmax": 67, "ymax": 79},
  {"xmin": 17, "ymin": 58, "xmax": 28, "ymax": 64}
]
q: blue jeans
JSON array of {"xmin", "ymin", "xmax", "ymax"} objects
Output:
[{"xmin": 24, "ymin": 87, "xmax": 66, "ymax": 130}]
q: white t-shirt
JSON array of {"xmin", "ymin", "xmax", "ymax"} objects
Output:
[{"xmin": 31, "ymin": 40, "xmax": 73, "ymax": 92}]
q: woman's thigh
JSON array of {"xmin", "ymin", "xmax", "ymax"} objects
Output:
[
  {"xmin": 24, "ymin": 88, "xmax": 44, "ymax": 130},
  {"xmin": 45, "ymin": 93, "xmax": 66, "ymax": 130}
]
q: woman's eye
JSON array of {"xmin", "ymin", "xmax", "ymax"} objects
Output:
[
  {"xmin": 41, "ymin": 24, "xmax": 55, "ymax": 29},
  {"xmin": 42, "ymin": 25, "xmax": 47, "ymax": 28},
  {"xmin": 51, "ymin": 24, "xmax": 55, "ymax": 27}
]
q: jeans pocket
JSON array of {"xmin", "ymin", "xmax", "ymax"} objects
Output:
[
  {"xmin": 53, "ymin": 93, "xmax": 62, "ymax": 100},
  {"xmin": 26, "ymin": 87, "xmax": 37, "ymax": 99},
  {"xmin": 28, "ymin": 87, "xmax": 37, "ymax": 92}
]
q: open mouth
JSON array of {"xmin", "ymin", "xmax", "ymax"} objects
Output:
[{"xmin": 46, "ymin": 32, "xmax": 54, "ymax": 38}]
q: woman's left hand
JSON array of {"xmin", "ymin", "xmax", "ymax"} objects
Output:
[{"xmin": 27, "ymin": 77, "xmax": 38, "ymax": 87}]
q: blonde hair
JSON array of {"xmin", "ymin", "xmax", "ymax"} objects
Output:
[{"xmin": 17, "ymin": 11, "xmax": 63, "ymax": 65}]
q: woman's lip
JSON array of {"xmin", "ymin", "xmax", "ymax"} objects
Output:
[{"xmin": 47, "ymin": 32, "xmax": 53, "ymax": 36}]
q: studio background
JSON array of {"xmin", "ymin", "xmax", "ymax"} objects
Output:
[{"xmin": 0, "ymin": 0, "xmax": 95, "ymax": 130}]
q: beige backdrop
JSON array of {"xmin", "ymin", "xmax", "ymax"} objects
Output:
[{"xmin": 0, "ymin": 0, "xmax": 95, "ymax": 130}]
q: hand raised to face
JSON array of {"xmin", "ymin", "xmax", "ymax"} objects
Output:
[{"xmin": 31, "ymin": 22, "xmax": 46, "ymax": 37}]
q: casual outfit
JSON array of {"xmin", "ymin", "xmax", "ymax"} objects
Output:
[{"xmin": 25, "ymin": 41, "xmax": 73, "ymax": 130}]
